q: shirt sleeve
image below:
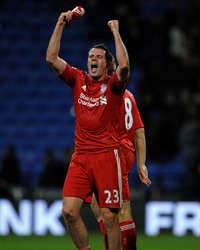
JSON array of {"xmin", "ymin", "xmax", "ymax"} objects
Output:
[
  {"xmin": 109, "ymin": 73, "xmax": 128, "ymax": 95},
  {"xmin": 56, "ymin": 64, "xmax": 79, "ymax": 87}
]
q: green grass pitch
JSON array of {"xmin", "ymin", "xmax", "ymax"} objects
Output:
[{"xmin": 0, "ymin": 233, "xmax": 199, "ymax": 250}]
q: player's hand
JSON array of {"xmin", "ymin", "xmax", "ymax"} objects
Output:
[
  {"xmin": 138, "ymin": 164, "xmax": 151, "ymax": 187},
  {"xmin": 107, "ymin": 20, "xmax": 119, "ymax": 33},
  {"xmin": 58, "ymin": 11, "xmax": 73, "ymax": 26}
]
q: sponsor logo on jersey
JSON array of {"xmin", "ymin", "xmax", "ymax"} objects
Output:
[
  {"xmin": 100, "ymin": 95, "xmax": 107, "ymax": 105},
  {"xmin": 78, "ymin": 92, "xmax": 107, "ymax": 107}
]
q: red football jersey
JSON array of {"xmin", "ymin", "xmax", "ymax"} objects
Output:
[
  {"xmin": 58, "ymin": 64, "xmax": 127, "ymax": 151},
  {"xmin": 119, "ymin": 90, "xmax": 144, "ymax": 152}
]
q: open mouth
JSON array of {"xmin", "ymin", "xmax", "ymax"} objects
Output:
[{"xmin": 91, "ymin": 64, "xmax": 98, "ymax": 73}]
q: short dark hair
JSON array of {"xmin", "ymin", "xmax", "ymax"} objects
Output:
[{"xmin": 89, "ymin": 43, "xmax": 116, "ymax": 75}]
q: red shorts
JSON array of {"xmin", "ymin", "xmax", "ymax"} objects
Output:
[
  {"xmin": 63, "ymin": 149, "xmax": 123, "ymax": 208},
  {"xmin": 120, "ymin": 146, "xmax": 135, "ymax": 201},
  {"xmin": 84, "ymin": 146, "xmax": 135, "ymax": 203}
]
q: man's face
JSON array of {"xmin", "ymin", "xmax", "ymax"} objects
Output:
[{"xmin": 88, "ymin": 48, "xmax": 107, "ymax": 80}]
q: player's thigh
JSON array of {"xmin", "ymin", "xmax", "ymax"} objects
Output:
[
  {"xmin": 91, "ymin": 194, "xmax": 101, "ymax": 218},
  {"xmin": 63, "ymin": 153, "xmax": 92, "ymax": 200}
]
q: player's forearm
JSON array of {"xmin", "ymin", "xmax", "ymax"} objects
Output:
[
  {"xmin": 46, "ymin": 22, "xmax": 65, "ymax": 63},
  {"xmin": 108, "ymin": 20, "xmax": 129, "ymax": 81},
  {"xmin": 135, "ymin": 128, "xmax": 146, "ymax": 168},
  {"xmin": 113, "ymin": 31, "xmax": 130, "ymax": 80},
  {"xmin": 114, "ymin": 31, "xmax": 129, "ymax": 69}
]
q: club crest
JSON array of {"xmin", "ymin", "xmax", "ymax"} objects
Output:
[{"xmin": 100, "ymin": 84, "xmax": 107, "ymax": 94}]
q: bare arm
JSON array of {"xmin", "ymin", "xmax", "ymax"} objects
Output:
[
  {"xmin": 135, "ymin": 128, "xmax": 151, "ymax": 187},
  {"xmin": 107, "ymin": 20, "xmax": 130, "ymax": 81},
  {"xmin": 46, "ymin": 11, "xmax": 73, "ymax": 74}
]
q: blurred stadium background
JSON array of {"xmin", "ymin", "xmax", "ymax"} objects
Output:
[{"xmin": 0, "ymin": 0, "xmax": 200, "ymax": 249}]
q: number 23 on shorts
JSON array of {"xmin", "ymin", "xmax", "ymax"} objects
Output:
[{"xmin": 104, "ymin": 189, "xmax": 119, "ymax": 204}]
